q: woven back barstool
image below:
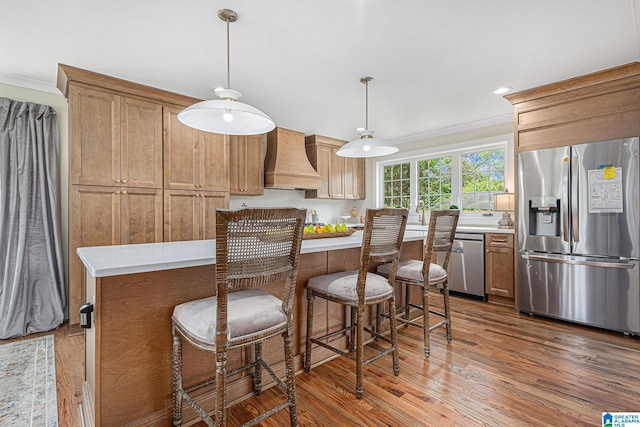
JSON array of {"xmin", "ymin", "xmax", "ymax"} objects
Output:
[
  {"xmin": 377, "ymin": 209, "xmax": 459, "ymax": 357},
  {"xmin": 304, "ymin": 208, "xmax": 408, "ymax": 399},
  {"xmin": 171, "ymin": 207, "xmax": 306, "ymax": 427}
]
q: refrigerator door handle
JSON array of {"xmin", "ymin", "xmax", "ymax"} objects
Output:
[
  {"xmin": 571, "ymin": 150, "xmax": 579, "ymax": 243},
  {"xmin": 522, "ymin": 253, "xmax": 635, "ymax": 269},
  {"xmin": 562, "ymin": 155, "xmax": 570, "ymax": 243}
]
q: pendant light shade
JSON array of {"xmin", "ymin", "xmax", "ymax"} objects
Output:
[
  {"xmin": 178, "ymin": 9, "xmax": 275, "ymax": 135},
  {"xmin": 337, "ymin": 77, "xmax": 398, "ymax": 158}
]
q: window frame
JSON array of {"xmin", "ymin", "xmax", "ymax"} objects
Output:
[{"xmin": 375, "ymin": 134, "xmax": 513, "ymax": 221}]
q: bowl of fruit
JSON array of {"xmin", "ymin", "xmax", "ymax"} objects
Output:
[{"xmin": 302, "ymin": 222, "xmax": 355, "ymax": 239}]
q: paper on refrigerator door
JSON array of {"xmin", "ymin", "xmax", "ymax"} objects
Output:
[{"xmin": 588, "ymin": 167, "xmax": 623, "ymax": 213}]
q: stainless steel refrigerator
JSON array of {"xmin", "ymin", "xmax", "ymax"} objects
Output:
[{"xmin": 518, "ymin": 137, "xmax": 640, "ymax": 335}]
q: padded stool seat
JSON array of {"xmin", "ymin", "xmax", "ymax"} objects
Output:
[
  {"xmin": 307, "ymin": 271, "xmax": 393, "ymax": 303},
  {"xmin": 173, "ymin": 289, "xmax": 287, "ymax": 346},
  {"xmin": 377, "ymin": 260, "xmax": 447, "ymax": 284}
]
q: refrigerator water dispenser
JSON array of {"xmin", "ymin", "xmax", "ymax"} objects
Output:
[{"xmin": 528, "ymin": 197, "xmax": 561, "ymax": 236}]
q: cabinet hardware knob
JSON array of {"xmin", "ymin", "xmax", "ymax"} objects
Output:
[
  {"xmin": 122, "ymin": 190, "xmax": 127, "ymax": 195},
  {"xmin": 114, "ymin": 179, "xmax": 120, "ymax": 183},
  {"xmin": 122, "ymin": 179, "xmax": 127, "ymax": 184}
]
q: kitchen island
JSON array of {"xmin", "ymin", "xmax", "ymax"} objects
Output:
[{"xmin": 77, "ymin": 230, "xmax": 427, "ymax": 427}]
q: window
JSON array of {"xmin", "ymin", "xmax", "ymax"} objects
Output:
[
  {"xmin": 377, "ymin": 139, "xmax": 509, "ymax": 216},
  {"xmin": 417, "ymin": 156, "xmax": 452, "ymax": 210},
  {"xmin": 383, "ymin": 163, "xmax": 410, "ymax": 209},
  {"xmin": 461, "ymin": 149, "xmax": 505, "ymax": 212}
]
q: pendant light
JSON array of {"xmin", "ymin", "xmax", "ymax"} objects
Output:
[
  {"xmin": 337, "ymin": 77, "xmax": 398, "ymax": 158},
  {"xmin": 178, "ymin": 9, "xmax": 275, "ymax": 135}
]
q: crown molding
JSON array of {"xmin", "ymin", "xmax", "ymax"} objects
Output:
[
  {"xmin": 0, "ymin": 73, "xmax": 61, "ymax": 95},
  {"xmin": 390, "ymin": 113, "xmax": 514, "ymax": 145}
]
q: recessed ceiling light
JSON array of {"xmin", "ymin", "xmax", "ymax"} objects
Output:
[{"xmin": 494, "ymin": 87, "xmax": 512, "ymax": 95}]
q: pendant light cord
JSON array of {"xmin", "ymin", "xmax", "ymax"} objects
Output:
[
  {"xmin": 226, "ymin": 17, "xmax": 231, "ymax": 89},
  {"xmin": 365, "ymin": 79, "xmax": 369, "ymax": 130}
]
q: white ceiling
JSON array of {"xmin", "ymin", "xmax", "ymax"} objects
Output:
[{"xmin": 2, "ymin": 0, "xmax": 639, "ymax": 144}]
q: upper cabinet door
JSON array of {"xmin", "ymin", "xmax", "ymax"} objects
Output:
[
  {"xmin": 230, "ymin": 134, "xmax": 264, "ymax": 195},
  {"xmin": 164, "ymin": 106, "xmax": 230, "ymax": 192},
  {"xmin": 70, "ymin": 85, "xmax": 120, "ymax": 186},
  {"xmin": 70, "ymin": 86, "xmax": 163, "ymax": 188},
  {"xmin": 328, "ymin": 146, "xmax": 344, "ymax": 199},
  {"xmin": 164, "ymin": 106, "xmax": 199, "ymax": 190},
  {"xmin": 200, "ymin": 132, "xmax": 229, "ymax": 192},
  {"xmin": 314, "ymin": 144, "xmax": 332, "ymax": 198},
  {"xmin": 120, "ymin": 97, "xmax": 163, "ymax": 188},
  {"xmin": 344, "ymin": 157, "xmax": 365, "ymax": 200}
]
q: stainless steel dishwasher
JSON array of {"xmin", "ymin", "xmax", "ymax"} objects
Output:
[{"xmin": 447, "ymin": 233, "xmax": 486, "ymax": 300}]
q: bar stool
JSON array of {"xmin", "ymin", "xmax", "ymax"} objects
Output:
[
  {"xmin": 171, "ymin": 207, "xmax": 306, "ymax": 427},
  {"xmin": 377, "ymin": 209, "xmax": 459, "ymax": 357},
  {"xmin": 304, "ymin": 208, "xmax": 408, "ymax": 399}
]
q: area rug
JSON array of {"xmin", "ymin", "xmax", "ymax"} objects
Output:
[{"xmin": 0, "ymin": 334, "xmax": 58, "ymax": 426}]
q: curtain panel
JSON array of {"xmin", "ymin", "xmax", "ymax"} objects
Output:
[{"xmin": 0, "ymin": 97, "xmax": 65, "ymax": 339}]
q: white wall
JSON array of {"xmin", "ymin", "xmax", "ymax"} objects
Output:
[{"xmin": 230, "ymin": 189, "xmax": 369, "ymax": 225}]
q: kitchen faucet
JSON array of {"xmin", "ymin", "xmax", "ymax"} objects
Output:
[{"xmin": 417, "ymin": 200, "xmax": 426, "ymax": 226}]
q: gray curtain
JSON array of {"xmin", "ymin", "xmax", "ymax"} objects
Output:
[{"xmin": 0, "ymin": 97, "xmax": 65, "ymax": 339}]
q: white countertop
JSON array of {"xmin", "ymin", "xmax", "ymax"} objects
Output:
[
  {"xmin": 77, "ymin": 230, "xmax": 429, "ymax": 278},
  {"xmin": 76, "ymin": 239, "xmax": 217, "ymax": 278}
]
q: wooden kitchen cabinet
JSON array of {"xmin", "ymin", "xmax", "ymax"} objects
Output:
[
  {"xmin": 344, "ymin": 156, "xmax": 366, "ymax": 199},
  {"xmin": 163, "ymin": 189, "xmax": 229, "ymax": 241},
  {"xmin": 305, "ymin": 134, "xmax": 365, "ymax": 200},
  {"xmin": 71, "ymin": 185, "xmax": 163, "ymax": 246},
  {"xmin": 229, "ymin": 134, "xmax": 264, "ymax": 195},
  {"xmin": 163, "ymin": 106, "xmax": 230, "ymax": 192},
  {"xmin": 69, "ymin": 185, "xmax": 163, "ymax": 318},
  {"xmin": 69, "ymin": 85, "xmax": 163, "ymax": 188},
  {"xmin": 485, "ymin": 233, "xmax": 514, "ymax": 301}
]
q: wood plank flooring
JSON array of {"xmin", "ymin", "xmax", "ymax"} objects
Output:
[{"xmin": 2, "ymin": 295, "xmax": 638, "ymax": 426}]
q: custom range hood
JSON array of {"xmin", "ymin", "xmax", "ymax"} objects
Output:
[{"xmin": 264, "ymin": 127, "xmax": 321, "ymax": 190}]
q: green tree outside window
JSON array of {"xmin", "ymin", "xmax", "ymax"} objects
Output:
[
  {"xmin": 461, "ymin": 149, "xmax": 505, "ymax": 212},
  {"xmin": 417, "ymin": 156, "xmax": 452, "ymax": 211},
  {"xmin": 383, "ymin": 163, "xmax": 410, "ymax": 209}
]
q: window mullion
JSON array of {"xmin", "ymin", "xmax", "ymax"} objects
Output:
[{"xmin": 451, "ymin": 153, "xmax": 461, "ymax": 208}]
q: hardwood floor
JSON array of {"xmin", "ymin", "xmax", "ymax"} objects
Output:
[{"xmin": 2, "ymin": 295, "xmax": 638, "ymax": 426}]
